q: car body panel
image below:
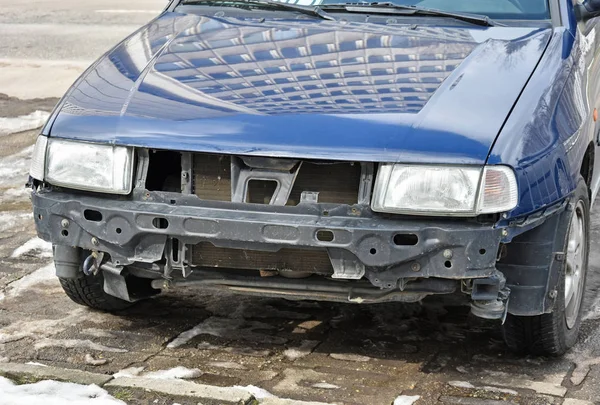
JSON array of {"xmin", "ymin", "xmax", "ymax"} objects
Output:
[
  {"xmin": 489, "ymin": 5, "xmax": 600, "ymax": 219},
  {"xmin": 48, "ymin": 12, "xmax": 550, "ymax": 167}
]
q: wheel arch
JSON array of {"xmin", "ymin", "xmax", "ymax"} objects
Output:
[{"xmin": 580, "ymin": 141, "xmax": 594, "ymax": 195}]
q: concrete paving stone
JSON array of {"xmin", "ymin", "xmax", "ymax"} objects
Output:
[
  {"xmin": 562, "ymin": 398, "xmax": 594, "ymax": 405},
  {"xmin": 328, "ymin": 353, "xmax": 371, "ymax": 362},
  {"xmin": 562, "ymin": 399, "xmax": 595, "ymax": 405},
  {"xmin": 105, "ymin": 376, "xmax": 254, "ymax": 404},
  {"xmin": 259, "ymin": 398, "xmax": 336, "ymax": 405},
  {"xmin": 0, "ymin": 362, "xmax": 112, "ymax": 386},
  {"xmin": 438, "ymin": 396, "xmax": 517, "ymax": 405},
  {"xmin": 562, "ymin": 364, "xmax": 600, "ymax": 402}
]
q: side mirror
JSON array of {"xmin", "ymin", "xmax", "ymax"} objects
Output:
[{"xmin": 576, "ymin": 0, "xmax": 600, "ymax": 21}]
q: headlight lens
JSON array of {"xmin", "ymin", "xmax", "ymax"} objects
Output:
[
  {"xmin": 30, "ymin": 136, "xmax": 48, "ymax": 181},
  {"xmin": 42, "ymin": 139, "xmax": 134, "ymax": 194},
  {"xmin": 371, "ymin": 164, "xmax": 517, "ymax": 216}
]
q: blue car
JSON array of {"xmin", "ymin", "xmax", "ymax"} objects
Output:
[{"xmin": 29, "ymin": 0, "xmax": 600, "ymax": 355}]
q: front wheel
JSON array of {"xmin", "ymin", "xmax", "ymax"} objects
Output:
[
  {"xmin": 502, "ymin": 176, "xmax": 590, "ymax": 356},
  {"xmin": 59, "ymin": 270, "xmax": 134, "ymax": 312}
]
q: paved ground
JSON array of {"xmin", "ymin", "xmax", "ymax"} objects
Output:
[{"xmin": 1, "ymin": 1, "xmax": 600, "ymax": 405}]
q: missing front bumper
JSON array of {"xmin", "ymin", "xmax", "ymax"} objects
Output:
[{"xmin": 32, "ymin": 188, "xmax": 503, "ymax": 290}]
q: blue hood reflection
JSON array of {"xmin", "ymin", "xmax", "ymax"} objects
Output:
[{"xmin": 48, "ymin": 12, "xmax": 551, "ymax": 163}]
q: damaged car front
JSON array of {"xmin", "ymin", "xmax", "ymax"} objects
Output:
[{"xmin": 29, "ymin": 0, "xmax": 600, "ymax": 355}]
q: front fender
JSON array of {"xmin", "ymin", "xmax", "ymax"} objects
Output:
[{"xmin": 488, "ymin": 28, "xmax": 590, "ymax": 223}]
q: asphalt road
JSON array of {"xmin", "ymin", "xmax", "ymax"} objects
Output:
[
  {"xmin": 0, "ymin": 0, "xmax": 165, "ymax": 99},
  {"xmin": 1, "ymin": 2, "xmax": 600, "ymax": 405}
]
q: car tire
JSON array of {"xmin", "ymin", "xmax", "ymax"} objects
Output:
[
  {"xmin": 502, "ymin": 175, "xmax": 590, "ymax": 356},
  {"xmin": 59, "ymin": 270, "xmax": 134, "ymax": 312}
]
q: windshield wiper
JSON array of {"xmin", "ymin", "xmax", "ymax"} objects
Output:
[
  {"xmin": 181, "ymin": 0, "xmax": 336, "ymax": 21},
  {"xmin": 322, "ymin": 2, "xmax": 505, "ymax": 27}
]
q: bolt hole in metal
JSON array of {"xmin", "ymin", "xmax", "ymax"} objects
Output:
[
  {"xmin": 61, "ymin": 230, "xmax": 68, "ymax": 237},
  {"xmin": 83, "ymin": 209, "xmax": 103, "ymax": 222},
  {"xmin": 565, "ymin": 200, "xmax": 587, "ymax": 330},
  {"xmin": 152, "ymin": 217, "xmax": 169, "ymax": 229},
  {"xmin": 479, "ymin": 248, "xmax": 486, "ymax": 255},
  {"xmin": 316, "ymin": 230, "xmax": 334, "ymax": 242},
  {"xmin": 116, "ymin": 228, "xmax": 122, "ymax": 234},
  {"xmin": 37, "ymin": 214, "xmax": 43, "ymax": 220},
  {"xmin": 370, "ymin": 248, "xmax": 377, "ymax": 255},
  {"xmin": 444, "ymin": 260, "xmax": 452, "ymax": 268},
  {"xmin": 393, "ymin": 233, "xmax": 418, "ymax": 246}
]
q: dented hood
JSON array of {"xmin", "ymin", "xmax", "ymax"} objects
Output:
[{"xmin": 48, "ymin": 12, "xmax": 552, "ymax": 164}]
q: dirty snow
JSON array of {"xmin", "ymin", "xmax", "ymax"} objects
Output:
[
  {"xmin": 10, "ymin": 237, "xmax": 53, "ymax": 258},
  {"xmin": 449, "ymin": 381, "xmax": 476, "ymax": 389},
  {"xmin": 34, "ymin": 338, "xmax": 127, "ymax": 353},
  {"xmin": 1, "ymin": 187, "xmax": 30, "ymax": 199},
  {"xmin": 0, "ymin": 111, "xmax": 50, "ymax": 135},
  {"xmin": 0, "ymin": 212, "xmax": 33, "ymax": 233},
  {"xmin": 2, "ymin": 263, "xmax": 56, "ymax": 300},
  {"xmin": 113, "ymin": 366, "xmax": 145, "ymax": 379},
  {"xmin": 0, "ymin": 307, "xmax": 111, "ymax": 344},
  {"xmin": 167, "ymin": 316, "xmax": 285, "ymax": 348},
  {"xmin": 0, "ymin": 145, "xmax": 34, "ymax": 188},
  {"xmin": 393, "ymin": 395, "xmax": 420, "ymax": 405},
  {"xmin": 0, "ymin": 376, "xmax": 125, "ymax": 405},
  {"xmin": 583, "ymin": 295, "xmax": 600, "ymax": 321},
  {"xmin": 311, "ymin": 382, "xmax": 340, "ymax": 389},
  {"xmin": 448, "ymin": 381, "xmax": 518, "ymax": 395},
  {"xmin": 283, "ymin": 340, "xmax": 319, "ymax": 361}
]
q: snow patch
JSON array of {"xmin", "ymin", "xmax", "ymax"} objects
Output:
[
  {"xmin": 312, "ymin": 382, "xmax": 340, "ymax": 389},
  {"xmin": 34, "ymin": 338, "xmax": 127, "ymax": 353},
  {"xmin": 0, "ymin": 111, "xmax": 50, "ymax": 135},
  {"xmin": 0, "ymin": 376, "xmax": 125, "ymax": 405},
  {"xmin": 95, "ymin": 9, "xmax": 161, "ymax": 14},
  {"xmin": 0, "ymin": 212, "xmax": 33, "ymax": 233},
  {"xmin": 10, "ymin": 237, "xmax": 53, "ymax": 258},
  {"xmin": 448, "ymin": 381, "xmax": 475, "ymax": 389},
  {"xmin": 113, "ymin": 366, "xmax": 201, "ymax": 380},
  {"xmin": 113, "ymin": 366, "xmax": 145, "ymax": 379},
  {"xmin": 283, "ymin": 340, "xmax": 319, "ymax": 361},
  {"xmin": 167, "ymin": 316, "xmax": 285, "ymax": 348},
  {"xmin": 584, "ymin": 295, "xmax": 600, "ymax": 321},
  {"xmin": 393, "ymin": 395, "xmax": 420, "ymax": 405},
  {"xmin": 233, "ymin": 385, "xmax": 274, "ymax": 399},
  {"xmin": 2, "ymin": 187, "xmax": 30, "ymax": 199},
  {"xmin": 143, "ymin": 367, "xmax": 202, "ymax": 380},
  {"xmin": 3, "ymin": 263, "xmax": 56, "ymax": 300},
  {"xmin": 25, "ymin": 362, "xmax": 48, "ymax": 367}
]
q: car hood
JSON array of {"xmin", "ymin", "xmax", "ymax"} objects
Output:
[{"xmin": 48, "ymin": 12, "xmax": 552, "ymax": 164}]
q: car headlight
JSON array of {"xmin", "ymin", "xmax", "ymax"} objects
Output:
[
  {"xmin": 371, "ymin": 164, "xmax": 518, "ymax": 216},
  {"xmin": 30, "ymin": 137, "xmax": 134, "ymax": 194}
]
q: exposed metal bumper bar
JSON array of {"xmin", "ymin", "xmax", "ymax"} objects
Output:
[{"xmin": 151, "ymin": 269, "xmax": 458, "ymax": 304}]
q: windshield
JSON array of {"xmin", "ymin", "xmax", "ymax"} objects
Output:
[
  {"xmin": 183, "ymin": 0, "xmax": 551, "ymax": 20},
  {"xmin": 328, "ymin": 1, "xmax": 550, "ymax": 20}
]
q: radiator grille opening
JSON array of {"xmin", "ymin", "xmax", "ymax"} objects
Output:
[
  {"xmin": 247, "ymin": 180, "xmax": 278, "ymax": 204},
  {"xmin": 193, "ymin": 154, "xmax": 232, "ymax": 201},
  {"xmin": 191, "ymin": 242, "xmax": 333, "ymax": 275},
  {"xmin": 286, "ymin": 161, "xmax": 361, "ymax": 205},
  {"xmin": 192, "ymin": 154, "xmax": 361, "ymax": 205}
]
